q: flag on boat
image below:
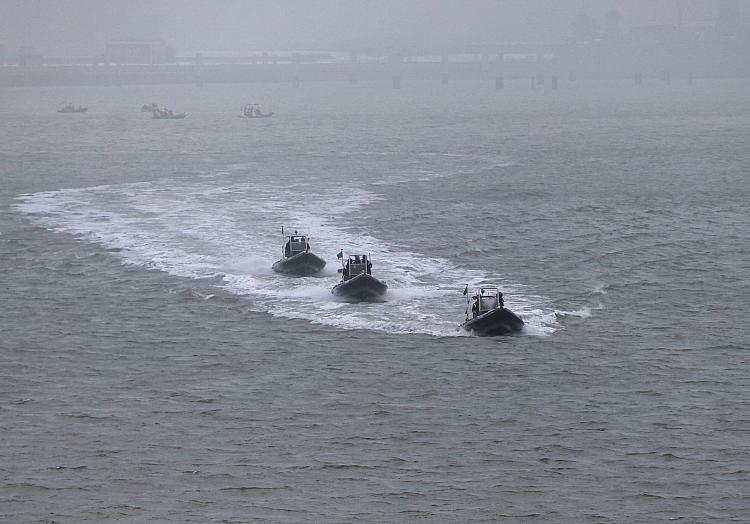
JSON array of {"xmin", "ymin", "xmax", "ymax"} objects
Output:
[
  {"xmin": 462, "ymin": 284, "xmax": 468, "ymax": 295},
  {"xmin": 337, "ymin": 249, "xmax": 343, "ymax": 260}
]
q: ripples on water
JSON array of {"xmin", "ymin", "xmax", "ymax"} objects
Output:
[{"xmin": 1, "ymin": 80, "xmax": 749, "ymax": 522}]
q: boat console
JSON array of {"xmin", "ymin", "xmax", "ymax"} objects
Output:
[
  {"xmin": 342, "ymin": 254, "xmax": 371, "ymax": 280},
  {"xmin": 284, "ymin": 235, "xmax": 310, "ymax": 257},
  {"xmin": 470, "ymin": 287, "xmax": 503, "ymax": 318}
]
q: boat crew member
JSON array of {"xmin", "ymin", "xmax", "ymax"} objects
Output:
[{"xmin": 498, "ymin": 291, "xmax": 504, "ymax": 308}]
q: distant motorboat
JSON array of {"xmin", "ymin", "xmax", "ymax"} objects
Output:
[
  {"xmin": 58, "ymin": 104, "xmax": 87, "ymax": 113},
  {"xmin": 331, "ymin": 253, "xmax": 387, "ymax": 302},
  {"xmin": 240, "ymin": 103, "xmax": 274, "ymax": 118},
  {"xmin": 460, "ymin": 286, "xmax": 524, "ymax": 336},
  {"xmin": 152, "ymin": 107, "xmax": 187, "ymax": 119},
  {"xmin": 271, "ymin": 230, "xmax": 326, "ymax": 276}
]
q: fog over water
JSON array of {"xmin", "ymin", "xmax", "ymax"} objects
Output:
[
  {"xmin": 2, "ymin": 0, "xmax": 749, "ymax": 55},
  {"xmin": 1, "ymin": 2, "xmax": 750, "ymax": 523}
]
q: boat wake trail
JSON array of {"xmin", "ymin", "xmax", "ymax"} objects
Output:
[{"xmin": 16, "ymin": 177, "xmax": 560, "ymax": 336}]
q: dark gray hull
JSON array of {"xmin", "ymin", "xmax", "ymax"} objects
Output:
[
  {"xmin": 272, "ymin": 251, "xmax": 326, "ymax": 276},
  {"xmin": 461, "ymin": 307, "xmax": 524, "ymax": 336},
  {"xmin": 331, "ymin": 273, "xmax": 388, "ymax": 302}
]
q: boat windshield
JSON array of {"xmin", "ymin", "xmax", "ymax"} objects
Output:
[
  {"xmin": 479, "ymin": 295, "xmax": 499, "ymax": 311},
  {"xmin": 347, "ymin": 255, "xmax": 367, "ymax": 277},
  {"xmin": 288, "ymin": 235, "xmax": 307, "ymax": 255},
  {"xmin": 476, "ymin": 287, "xmax": 500, "ymax": 312}
]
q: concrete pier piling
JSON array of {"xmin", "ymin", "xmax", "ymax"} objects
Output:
[
  {"xmin": 480, "ymin": 52, "xmax": 489, "ymax": 79},
  {"xmin": 195, "ymin": 52, "xmax": 204, "ymax": 87},
  {"xmin": 348, "ymin": 53, "xmax": 357, "ymax": 83},
  {"xmin": 494, "ymin": 52, "xmax": 505, "ymax": 90}
]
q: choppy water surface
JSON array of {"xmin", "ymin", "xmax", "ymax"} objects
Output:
[{"xmin": 1, "ymin": 80, "xmax": 749, "ymax": 522}]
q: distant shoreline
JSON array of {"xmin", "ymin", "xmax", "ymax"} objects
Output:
[{"xmin": 2, "ymin": 61, "xmax": 748, "ymax": 88}]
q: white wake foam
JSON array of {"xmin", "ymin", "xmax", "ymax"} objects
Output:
[{"xmin": 16, "ymin": 177, "xmax": 562, "ymax": 337}]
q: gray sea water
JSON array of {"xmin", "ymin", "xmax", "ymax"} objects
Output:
[{"xmin": 1, "ymin": 79, "xmax": 749, "ymax": 523}]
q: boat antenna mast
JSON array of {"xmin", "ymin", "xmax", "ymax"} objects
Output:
[{"xmin": 463, "ymin": 284, "xmax": 470, "ymax": 319}]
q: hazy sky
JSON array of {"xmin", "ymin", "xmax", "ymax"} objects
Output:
[{"xmin": 0, "ymin": 0, "xmax": 744, "ymax": 57}]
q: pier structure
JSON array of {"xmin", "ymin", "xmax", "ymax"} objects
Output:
[{"xmin": 0, "ymin": 40, "xmax": 736, "ymax": 88}]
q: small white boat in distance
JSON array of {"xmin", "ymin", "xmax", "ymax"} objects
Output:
[{"xmin": 240, "ymin": 103, "xmax": 274, "ymax": 118}]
